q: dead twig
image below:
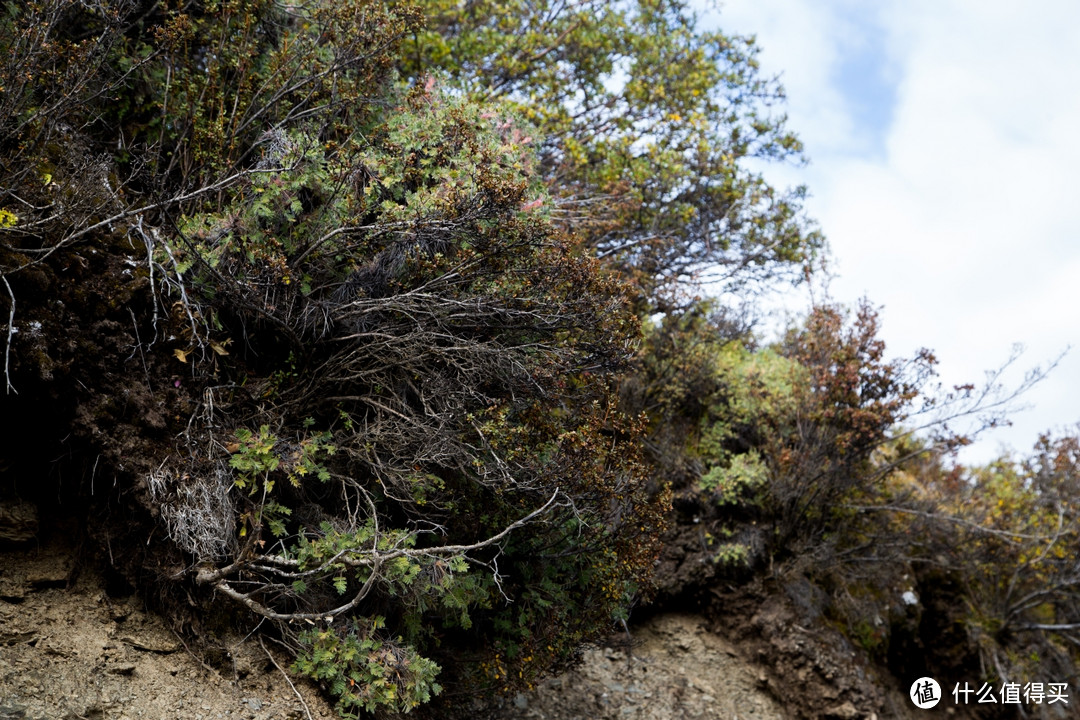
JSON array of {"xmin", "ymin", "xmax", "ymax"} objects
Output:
[
  {"xmin": 259, "ymin": 636, "xmax": 315, "ymax": 720},
  {"xmin": 0, "ymin": 268, "xmax": 16, "ymax": 394}
]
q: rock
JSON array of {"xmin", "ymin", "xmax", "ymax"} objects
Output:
[
  {"xmin": 107, "ymin": 664, "xmax": 137, "ymax": 676},
  {"xmin": 824, "ymin": 701, "xmax": 860, "ymax": 719},
  {"xmin": 0, "ymin": 580, "xmax": 26, "ymax": 603},
  {"xmin": 119, "ymin": 634, "xmax": 180, "ymax": 654},
  {"xmin": 0, "ymin": 703, "xmax": 28, "ymax": 720},
  {"xmin": 0, "ymin": 631, "xmax": 37, "ymax": 646},
  {"xmin": 482, "ymin": 613, "xmax": 788, "ymax": 720},
  {"xmin": 110, "ymin": 602, "xmax": 133, "ymax": 621},
  {"xmin": 0, "ymin": 500, "xmax": 38, "ymax": 545},
  {"xmin": 25, "ymin": 566, "xmax": 69, "ymax": 589}
]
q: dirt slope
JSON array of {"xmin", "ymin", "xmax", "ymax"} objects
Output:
[
  {"xmin": 489, "ymin": 613, "xmax": 786, "ymax": 720},
  {"xmin": 0, "ymin": 528, "xmax": 335, "ymax": 720},
  {"xmin": 1, "ymin": 534, "xmax": 791, "ymax": 720},
  {"xmin": 0, "ymin": 514, "xmax": 925, "ymax": 720}
]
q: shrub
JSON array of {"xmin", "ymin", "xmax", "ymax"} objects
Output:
[
  {"xmin": 402, "ymin": 0, "xmax": 824, "ymax": 312},
  {"xmin": 155, "ymin": 87, "xmax": 664, "ymax": 712},
  {"xmin": 1, "ymin": 1, "xmax": 667, "ymax": 714},
  {"xmin": 927, "ymin": 435, "xmax": 1080, "ymax": 684}
]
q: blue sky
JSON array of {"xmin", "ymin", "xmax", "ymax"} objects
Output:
[{"xmin": 697, "ymin": 0, "xmax": 1080, "ymax": 463}]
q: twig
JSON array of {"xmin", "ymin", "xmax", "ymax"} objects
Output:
[
  {"xmin": 259, "ymin": 636, "xmax": 315, "ymax": 720},
  {"xmin": 128, "ymin": 307, "xmax": 152, "ymax": 393},
  {"xmin": 134, "ymin": 216, "xmax": 159, "ymax": 350},
  {"xmin": 199, "ymin": 487, "xmax": 563, "ymax": 585},
  {"xmin": 844, "ymin": 504, "xmax": 1053, "ymax": 542},
  {"xmin": 1, "ymin": 268, "xmax": 16, "ymax": 394},
  {"xmin": 11, "ymin": 169, "xmax": 251, "ymax": 271}
]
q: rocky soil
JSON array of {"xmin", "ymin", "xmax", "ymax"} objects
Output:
[
  {"xmin": 0, "ymin": 508, "xmax": 932, "ymax": 720},
  {"xmin": 490, "ymin": 613, "xmax": 786, "ymax": 720},
  {"xmin": 0, "ymin": 520, "xmax": 336, "ymax": 720}
]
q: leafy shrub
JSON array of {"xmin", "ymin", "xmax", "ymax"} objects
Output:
[
  {"xmin": 1, "ymin": 1, "xmax": 667, "ymax": 714},
  {"xmin": 158, "ymin": 87, "xmax": 664, "ymax": 710},
  {"xmin": 630, "ymin": 301, "xmax": 939, "ymax": 571},
  {"xmin": 294, "ymin": 617, "xmax": 442, "ymax": 715},
  {"xmin": 926, "ymin": 435, "xmax": 1080, "ymax": 684}
]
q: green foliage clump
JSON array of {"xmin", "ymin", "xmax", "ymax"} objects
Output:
[
  {"xmin": 168, "ymin": 87, "xmax": 661, "ymax": 709},
  {"xmin": 294, "ymin": 617, "xmax": 442, "ymax": 716},
  {"xmin": 627, "ymin": 300, "xmax": 938, "ymax": 571},
  {"xmin": 697, "ymin": 343, "xmax": 802, "ymax": 517},
  {"xmin": 112, "ymin": 5, "xmax": 665, "ymax": 712},
  {"xmin": 229, "ymin": 424, "xmax": 335, "ymax": 494},
  {"xmin": 701, "ymin": 450, "xmax": 768, "ymax": 508}
]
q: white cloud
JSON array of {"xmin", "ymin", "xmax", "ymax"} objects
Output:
[{"xmin": 709, "ymin": 0, "xmax": 1080, "ymax": 461}]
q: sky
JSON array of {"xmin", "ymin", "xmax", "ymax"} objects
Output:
[{"xmin": 697, "ymin": 0, "xmax": 1080, "ymax": 463}]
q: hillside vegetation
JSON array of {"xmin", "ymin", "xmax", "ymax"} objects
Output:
[{"xmin": 1, "ymin": 1, "xmax": 1077, "ymax": 717}]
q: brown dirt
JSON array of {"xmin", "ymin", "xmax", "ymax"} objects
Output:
[
  {"xmin": 0, "ymin": 499, "xmax": 925, "ymax": 720},
  {"xmin": 486, "ymin": 613, "xmax": 786, "ymax": 720},
  {"xmin": 0, "ymin": 499, "xmax": 988, "ymax": 720},
  {"xmin": 0, "ymin": 530, "xmax": 978, "ymax": 720},
  {"xmin": 0, "ymin": 527, "xmax": 337, "ymax": 720},
  {"xmin": 704, "ymin": 582, "xmax": 911, "ymax": 720},
  {"xmin": 0, "ymin": 523, "xmax": 904, "ymax": 720}
]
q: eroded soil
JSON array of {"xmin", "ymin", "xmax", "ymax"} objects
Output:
[
  {"xmin": 0, "ymin": 529, "xmax": 335, "ymax": 720},
  {"xmin": 489, "ymin": 613, "xmax": 786, "ymax": 720},
  {"xmin": 0, "ymin": 517, "xmax": 928, "ymax": 720}
]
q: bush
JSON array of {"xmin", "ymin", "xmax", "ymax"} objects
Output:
[
  {"xmin": 1, "ymin": 1, "xmax": 667, "ymax": 714},
  {"xmin": 402, "ymin": 0, "xmax": 823, "ymax": 312},
  {"xmin": 152, "ymin": 59, "xmax": 664, "ymax": 719},
  {"xmin": 925, "ymin": 435, "xmax": 1080, "ymax": 685},
  {"xmin": 630, "ymin": 301, "xmax": 934, "ymax": 570}
]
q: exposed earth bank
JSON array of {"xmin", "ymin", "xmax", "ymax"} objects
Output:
[
  {"xmin": 0, "ymin": 520, "xmax": 336, "ymax": 720},
  {"xmin": 1, "ymin": 520, "xmax": 922, "ymax": 720},
  {"xmin": 489, "ymin": 613, "xmax": 787, "ymax": 720}
]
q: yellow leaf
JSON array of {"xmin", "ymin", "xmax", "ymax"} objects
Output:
[
  {"xmin": 210, "ymin": 340, "xmax": 230, "ymax": 356},
  {"xmin": 173, "ymin": 348, "xmax": 189, "ymax": 363}
]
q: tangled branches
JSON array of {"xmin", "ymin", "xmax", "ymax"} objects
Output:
[
  {"xmin": 142, "ymin": 87, "xmax": 662, "ymax": 711},
  {"xmin": 1, "ymin": 2, "xmax": 667, "ymax": 713}
]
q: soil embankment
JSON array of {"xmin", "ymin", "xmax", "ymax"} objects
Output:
[
  {"xmin": 491, "ymin": 613, "xmax": 786, "ymax": 720},
  {"xmin": 0, "ymin": 520, "xmax": 335, "ymax": 720},
  {"xmin": 0, "ymin": 507, "xmax": 918, "ymax": 720}
]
